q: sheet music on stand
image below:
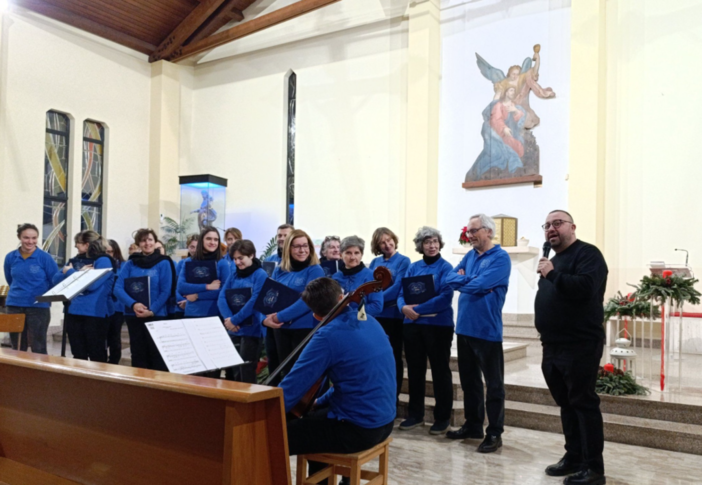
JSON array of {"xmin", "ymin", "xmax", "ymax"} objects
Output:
[
  {"xmin": 36, "ymin": 268, "xmax": 113, "ymax": 302},
  {"xmin": 146, "ymin": 317, "xmax": 244, "ymax": 375}
]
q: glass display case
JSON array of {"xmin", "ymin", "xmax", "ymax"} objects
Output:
[{"xmin": 179, "ymin": 174, "xmax": 227, "ymax": 248}]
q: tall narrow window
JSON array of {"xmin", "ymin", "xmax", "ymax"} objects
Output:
[
  {"xmin": 286, "ymin": 71, "xmax": 296, "ymax": 225},
  {"xmin": 43, "ymin": 111, "xmax": 70, "ymax": 266},
  {"xmin": 81, "ymin": 121, "xmax": 105, "ymax": 233}
]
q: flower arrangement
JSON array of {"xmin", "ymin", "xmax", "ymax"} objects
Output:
[
  {"xmin": 596, "ymin": 364, "xmax": 650, "ymax": 396},
  {"xmin": 603, "ymin": 291, "xmax": 660, "ymax": 323},
  {"xmin": 633, "ymin": 272, "xmax": 701, "ymax": 306},
  {"xmin": 459, "ymin": 226, "xmax": 472, "ymax": 246}
]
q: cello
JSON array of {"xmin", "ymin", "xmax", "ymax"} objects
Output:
[{"xmin": 264, "ymin": 267, "xmax": 392, "ymax": 418}]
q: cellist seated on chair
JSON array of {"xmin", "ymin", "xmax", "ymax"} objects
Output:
[{"xmin": 280, "ymin": 277, "xmax": 396, "ymax": 485}]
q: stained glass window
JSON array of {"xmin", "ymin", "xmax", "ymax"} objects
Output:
[
  {"xmin": 81, "ymin": 121, "xmax": 105, "ymax": 233},
  {"xmin": 43, "ymin": 111, "xmax": 70, "ymax": 266},
  {"xmin": 286, "ymin": 71, "xmax": 296, "ymax": 225}
]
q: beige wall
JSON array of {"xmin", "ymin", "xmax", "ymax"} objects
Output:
[
  {"xmin": 0, "ymin": 10, "xmax": 152, "ymax": 267},
  {"xmin": 568, "ymin": 0, "xmax": 702, "ymax": 306},
  {"xmin": 188, "ymin": 19, "xmax": 408, "ymax": 258}
]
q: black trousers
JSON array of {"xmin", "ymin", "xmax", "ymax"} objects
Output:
[
  {"xmin": 265, "ymin": 328, "xmax": 280, "ymax": 384},
  {"xmin": 273, "ymin": 327, "xmax": 312, "ymax": 382},
  {"xmin": 542, "ymin": 339, "xmax": 605, "ymax": 474},
  {"xmin": 125, "ymin": 316, "xmax": 168, "ymax": 371},
  {"xmin": 107, "ymin": 312, "xmax": 124, "ymax": 365},
  {"xmin": 377, "ymin": 317, "xmax": 404, "ymax": 399},
  {"xmin": 403, "ymin": 324, "xmax": 454, "ymax": 422},
  {"xmin": 457, "ymin": 334, "xmax": 505, "ymax": 436},
  {"xmin": 226, "ymin": 336, "xmax": 263, "ymax": 383},
  {"xmin": 65, "ymin": 314, "xmax": 109, "ymax": 362},
  {"xmin": 288, "ymin": 407, "xmax": 394, "ymax": 485}
]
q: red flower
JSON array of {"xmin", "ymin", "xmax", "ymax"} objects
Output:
[
  {"xmin": 626, "ymin": 293, "xmax": 635, "ymax": 302},
  {"xmin": 662, "ymin": 270, "xmax": 673, "ymax": 278},
  {"xmin": 603, "ymin": 363, "xmax": 614, "ymax": 373},
  {"xmin": 666, "ymin": 278, "xmax": 672, "ymax": 286}
]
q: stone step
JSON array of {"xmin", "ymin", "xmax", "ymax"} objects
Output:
[
  {"xmin": 505, "ymin": 383, "xmax": 702, "ymax": 427},
  {"xmin": 502, "ymin": 314, "xmax": 535, "ymax": 327},
  {"xmin": 397, "ymin": 391, "xmax": 702, "ymax": 455},
  {"xmin": 505, "ymin": 401, "xmax": 702, "ymax": 456},
  {"xmin": 499, "ymin": 336, "xmax": 542, "ymax": 347},
  {"xmin": 503, "ymin": 325, "xmax": 540, "ymax": 339},
  {"xmin": 401, "ymin": 370, "xmax": 463, "ymax": 401},
  {"xmin": 403, "ymin": 342, "xmax": 528, "ymax": 372},
  {"xmin": 397, "ymin": 393, "xmax": 463, "ymax": 427}
]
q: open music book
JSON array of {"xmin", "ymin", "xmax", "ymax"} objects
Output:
[
  {"xmin": 146, "ymin": 317, "xmax": 243, "ymax": 375},
  {"xmin": 36, "ymin": 268, "xmax": 113, "ymax": 303}
]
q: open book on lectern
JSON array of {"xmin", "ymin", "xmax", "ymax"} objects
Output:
[
  {"xmin": 146, "ymin": 317, "xmax": 244, "ymax": 375},
  {"xmin": 36, "ymin": 268, "xmax": 113, "ymax": 303}
]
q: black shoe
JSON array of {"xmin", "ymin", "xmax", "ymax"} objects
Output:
[
  {"xmin": 476, "ymin": 435, "xmax": 502, "ymax": 453},
  {"xmin": 545, "ymin": 456, "xmax": 583, "ymax": 477},
  {"xmin": 446, "ymin": 424, "xmax": 484, "ymax": 440},
  {"xmin": 429, "ymin": 419, "xmax": 451, "ymax": 435},
  {"xmin": 398, "ymin": 416, "xmax": 425, "ymax": 430},
  {"xmin": 564, "ymin": 469, "xmax": 606, "ymax": 485}
]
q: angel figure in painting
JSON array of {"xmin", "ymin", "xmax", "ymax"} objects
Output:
[{"xmin": 465, "ymin": 45, "xmax": 556, "ymax": 186}]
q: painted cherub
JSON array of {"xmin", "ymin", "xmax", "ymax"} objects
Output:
[{"xmin": 476, "ymin": 45, "xmax": 555, "ymax": 129}]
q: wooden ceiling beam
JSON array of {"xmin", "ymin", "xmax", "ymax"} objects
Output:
[
  {"xmin": 149, "ymin": 0, "xmax": 229, "ymax": 63},
  {"xmin": 186, "ymin": 0, "xmax": 244, "ymax": 46},
  {"xmin": 171, "ymin": 0, "xmax": 341, "ymax": 62},
  {"xmin": 16, "ymin": 0, "xmax": 158, "ymax": 54}
]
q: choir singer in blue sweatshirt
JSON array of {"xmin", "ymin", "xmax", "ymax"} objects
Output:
[
  {"xmin": 397, "ymin": 226, "xmax": 455, "ymax": 436},
  {"xmin": 3, "ymin": 223, "xmax": 59, "ymax": 354},
  {"xmin": 369, "ymin": 227, "xmax": 411, "ymax": 400},
  {"xmin": 217, "ymin": 239, "xmax": 267, "ymax": 383},
  {"xmin": 52, "ymin": 231, "xmax": 116, "ymax": 363},
  {"xmin": 176, "ymin": 226, "xmax": 230, "ymax": 318},
  {"xmin": 262, "ymin": 229, "xmax": 324, "ymax": 384},
  {"xmin": 332, "ymin": 235, "xmax": 382, "ymax": 317},
  {"xmin": 114, "ymin": 229, "xmax": 173, "ymax": 371},
  {"xmin": 444, "ymin": 214, "xmax": 510, "ymax": 454}
]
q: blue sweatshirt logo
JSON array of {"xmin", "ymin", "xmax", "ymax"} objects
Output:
[
  {"xmin": 29, "ymin": 265, "xmax": 42, "ymax": 274},
  {"xmin": 293, "ymin": 276, "xmax": 305, "ymax": 287}
]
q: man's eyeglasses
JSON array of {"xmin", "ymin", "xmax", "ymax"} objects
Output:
[
  {"xmin": 291, "ymin": 244, "xmax": 309, "ymax": 250},
  {"xmin": 465, "ymin": 227, "xmax": 485, "ymax": 236},
  {"xmin": 541, "ymin": 220, "xmax": 573, "ymax": 231}
]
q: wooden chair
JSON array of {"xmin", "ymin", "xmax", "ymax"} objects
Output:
[
  {"xmin": 0, "ymin": 314, "xmax": 25, "ymax": 350},
  {"xmin": 297, "ymin": 437, "xmax": 392, "ymax": 485}
]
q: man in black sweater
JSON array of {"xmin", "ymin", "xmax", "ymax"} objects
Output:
[{"xmin": 535, "ymin": 210, "xmax": 608, "ymax": 485}]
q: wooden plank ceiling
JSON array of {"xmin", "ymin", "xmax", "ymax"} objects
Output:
[{"xmin": 15, "ymin": 0, "xmax": 341, "ymax": 62}]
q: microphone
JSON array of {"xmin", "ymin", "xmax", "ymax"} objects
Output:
[{"xmin": 542, "ymin": 241, "xmax": 551, "ymax": 259}]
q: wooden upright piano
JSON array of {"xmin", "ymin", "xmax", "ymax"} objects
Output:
[{"xmin": 0, "ymin": 349, "xmax": 291, "ymax": 485}]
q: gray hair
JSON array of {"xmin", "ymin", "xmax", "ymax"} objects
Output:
[
  {"xmin": 320, "ymin": 235, "xmax": 341, "ymax": 257},
  {"xmin": 469, "ymin": 213, "xmax": 496, "ymax": 237},
  {"xmin": 413, "ymin": 226, "xmax": 444, "ymax": 254},
  {"xmin": 340, "ymin": 235, "xmax": 365, "ymax": 254}
]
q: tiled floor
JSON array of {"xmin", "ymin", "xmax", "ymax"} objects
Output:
[
  {"xmin": 6, "ymin": 333, "xmax": 702, "ymax": 484},
  {"xmin": 291, "ymin": 423, "xmax": 702, "ymax": 485}
]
